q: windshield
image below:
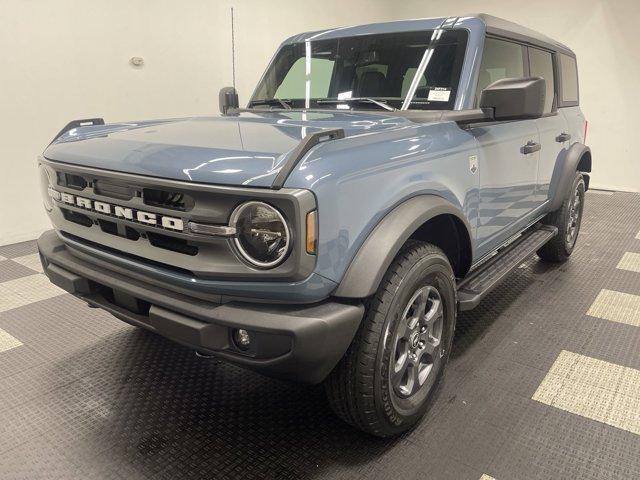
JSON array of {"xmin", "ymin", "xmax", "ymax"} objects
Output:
[{"xmin": 251, "ymin": 29, "xmax": 468, "ymax": 111}]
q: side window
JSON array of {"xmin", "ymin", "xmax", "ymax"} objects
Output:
[
  {"xmin": 275, "ymin": 57, "xmax": 334, "ymax": 99},
  {"xmin": 559, "ymin": 54, "xmax": 579, "ymax": 105},
  {"xmin": 529, "ymin": 48, "xmax": 555, "ymax": 113},
  {"xmin": 476, "ymin": 38, "xmax": 525, "ymax": 100}
]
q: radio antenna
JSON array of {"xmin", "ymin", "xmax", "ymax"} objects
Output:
[{"xmin": 231, "ymin": 7, "xmax": 236, "ymax": 89}]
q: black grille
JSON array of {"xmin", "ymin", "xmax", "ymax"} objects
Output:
[
  {"xmin": 57, "ymin": 172, "xmax": 87, "ymax": 190},
  {"xmin": 97, "ymin": 219, "xmax": 117, "ymax": 235},
  {"xmin": 97, "ymin": 219, "xmax": 140, "ymax": 240},
  {"xmin": 143, "ymin": 188, "xmax": 193, "ymax": 211},
  {"xmin": 61, "ymin": 208, "xmax": 93, "ymax": 227},
  {"xmin": 147, "ymin": 232, "xmax": 198, "ymax": 256},
  {"xmin": 94, "ymin": 180, "xmax": 134, "ymax": 200}
]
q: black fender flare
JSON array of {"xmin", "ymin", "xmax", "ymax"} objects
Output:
[
  {"xmin": 334, "ymin": 195, "xmax": 473, "ymax": 298},
  {"xmin": 548, "ymin": 142, "xmax": 591, "ymax": 211}
]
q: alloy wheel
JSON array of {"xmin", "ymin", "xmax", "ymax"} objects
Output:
[
  {"xmin": 566, "ymin": 182, "xmax": 583, "ymax": 248},
  {"xmin": 390, "ymin": 285, "xmax": 444, "ymax": 399}
]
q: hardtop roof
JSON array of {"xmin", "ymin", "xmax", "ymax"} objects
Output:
[
  {"xmin": 285, "ymin": 14, "xmax": 575, "ymax": 57},
  {"xmin": 476, "ymin": 14, "xmax": 574, "ymax": 56}
]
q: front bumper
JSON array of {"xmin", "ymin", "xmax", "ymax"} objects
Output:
[{"xmin": 38, "ymin": 230, "xmax": 364, "ymax": 383}]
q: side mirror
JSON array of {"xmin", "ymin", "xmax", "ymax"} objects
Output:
[
  {"xmin": 219, "ymin": 86, "xmax": 239, "ymax": 115},
  {"xmin": 479, "ymin": 77, "xmax": 545, "ymax": 121}
]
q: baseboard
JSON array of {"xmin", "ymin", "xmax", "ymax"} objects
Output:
[
  {"xmin": 589, "ymin": 183, "xmax": 639, "ymax": 193},
  {"xmin": 0, "ymin": 228, "xmax": 49, "ymax": 247}
]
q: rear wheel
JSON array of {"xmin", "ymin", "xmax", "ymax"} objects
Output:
[
  {"xmin": 537, "ymin": 171, "xmax": 585, "ymax": 262},
  {"xmin": 324, "ymin": 241, "xmax": 456, "ymax": 437}
]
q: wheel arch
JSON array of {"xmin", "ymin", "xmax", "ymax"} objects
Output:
[
  {"xmin": 548, "ymin": 143, "xmax": 591, "ymax": 212},
  {"xmin": 577, "ymin": 149, "xmax": 592, "ymax": 190},
  {"xmin": 334, "ymin": 195, "xmax": 473, "ymax": 299}
]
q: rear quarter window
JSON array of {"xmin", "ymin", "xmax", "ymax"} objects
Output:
[
  {"xmin": 559, "ymin": 54, "xmax": 579, "ymax": 105},
  {"xmin": 528, "ymin": 48, "xmax": 555, "ymax": 113}
]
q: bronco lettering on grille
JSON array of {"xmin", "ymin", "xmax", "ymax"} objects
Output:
[{"xmin": 48, "ymin": 188, "xmax": 184, "ymax": 231}]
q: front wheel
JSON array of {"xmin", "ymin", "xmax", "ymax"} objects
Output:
[
  {"xmin": 324, "ymin": 241, "xmax": 456, "ymax": 437},
  {"xmin": 537, "ymin": 171, "xmax": 585, "ymax": 262}
]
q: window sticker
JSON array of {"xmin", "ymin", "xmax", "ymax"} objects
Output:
[
  {"xmin": 337, "ymin": 90, "xmax": 353, "ymax": 100},
  {"xmin": 427, "ymin": 88, "xmax": 451, "ymax": 102}
]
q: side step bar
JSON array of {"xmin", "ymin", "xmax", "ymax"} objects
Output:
[{"xmin": 457, "ymin": 224, "xmax": 558, "ymax": 311}]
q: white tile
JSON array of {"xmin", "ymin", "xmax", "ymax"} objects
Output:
[
  {"xmin": 0, "ymin": 328, "xmax": 23, "ymax": 353},
  {"xmin": 12, "ymin": 253, "xmax": 44, "ymax": 273},
  {"xmin": 617, "ymin": 252, "xmax": 640, "ymax": 273},
  {"xmin": 618, "ymin": 366, "xmax": 640, "ymax": 399},
  {"xmin": 533, "ymin": 351, "xmax": 640, "ymax": 435},
  {"xmin": 586, "ymin": 289, "xmax": 640, "ymax": 327},
  {"xmin": 0, "ymin": 274, "xmax": 64, "ymax": 313},
  {"xmin": 608, "ymin": 394, "xmax": 640, "ymax": 436}
]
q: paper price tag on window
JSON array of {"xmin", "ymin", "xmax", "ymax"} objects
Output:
[{"xmin": 427, "ymin": 88, "xmax": 451, "ymax": 102}]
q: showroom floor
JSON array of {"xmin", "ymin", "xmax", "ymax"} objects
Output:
[{"xmin": 1, "ymin": 190, "xmax": 640, "ymax": 480}]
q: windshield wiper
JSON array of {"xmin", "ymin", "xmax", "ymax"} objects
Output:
[
  {"xmin": 316, "ymin": 98, "xmax": 395, "ymax": 112},
  {"xmin": 249, "ymin": 98, "xmax": 292, "ymax": 110}
]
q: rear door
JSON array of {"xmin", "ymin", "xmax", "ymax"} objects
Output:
[
  {"xmin": 472, "ymin": 37, "xmax": 541, "ymax": 259},
  {"xmin": 528, "ymin": 47, "xmax": 569, "ymax": 203}
]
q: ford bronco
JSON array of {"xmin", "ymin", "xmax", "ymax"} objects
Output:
[{"xmin": 37, "ymin": 14, "xmax": 590, "ymax": 436}]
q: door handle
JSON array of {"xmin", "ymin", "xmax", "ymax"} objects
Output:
[
  {"xmin": 521, "ymin": 141, "xmax": 541, "ymax": 155},
  {"xmin": 556, "ymin": 132, "xmax": 572, "ymax": 143}
]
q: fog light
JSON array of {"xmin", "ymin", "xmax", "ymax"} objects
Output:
[{"xmin": 233, "ymin": 329, "xmax": 251, "ymax": 350}]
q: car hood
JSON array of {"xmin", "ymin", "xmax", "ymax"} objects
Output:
[{"xmin": 44, "ymin": 111, "xmax": 413, "ymax": 187}]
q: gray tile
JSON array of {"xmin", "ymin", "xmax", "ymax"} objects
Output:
[
  {"xmin": 0, "ymin": 240, "xmax": 37, "ymax": 259},
  {"xmin": 0, "ymin": 259, "xmax": 40, "ymax": 283}
]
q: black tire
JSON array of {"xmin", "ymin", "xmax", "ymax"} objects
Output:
[
  {"xmin": 537, "ymin": 171, "xmax": 585, "ymax": 262},
  {"xmin": 324, "ymin": 241, "xmax": 457, "ymax": 437}
]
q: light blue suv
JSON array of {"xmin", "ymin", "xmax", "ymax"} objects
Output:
[{"xmin": 37, "ymin": 14, "xmax": 590, "ymax": 436}]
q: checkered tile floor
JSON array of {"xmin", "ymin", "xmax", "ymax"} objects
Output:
[{"xmin": 1, "ymin": 190, "xmax": 639, "ymax": 480}]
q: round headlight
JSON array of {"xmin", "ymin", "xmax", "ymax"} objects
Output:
[
  {"xmin": 39, "ymin": 165, "xmax": 54, "ymax": 212},
  {"xmin": 230, "ymin": 201, "xmax": 290, "ymax": 268}
]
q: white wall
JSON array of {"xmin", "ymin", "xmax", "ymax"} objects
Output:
[
  {"xmin": 0, "ymin": 0, "xmax": 394, "ymax": 246},
  {"xmin": 392, "ymin": 0, "xmax": 640, "ymax": 193},
  {"xmin": 2, "ymin": 1, "xmax": 639, "ymax": 245}
]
